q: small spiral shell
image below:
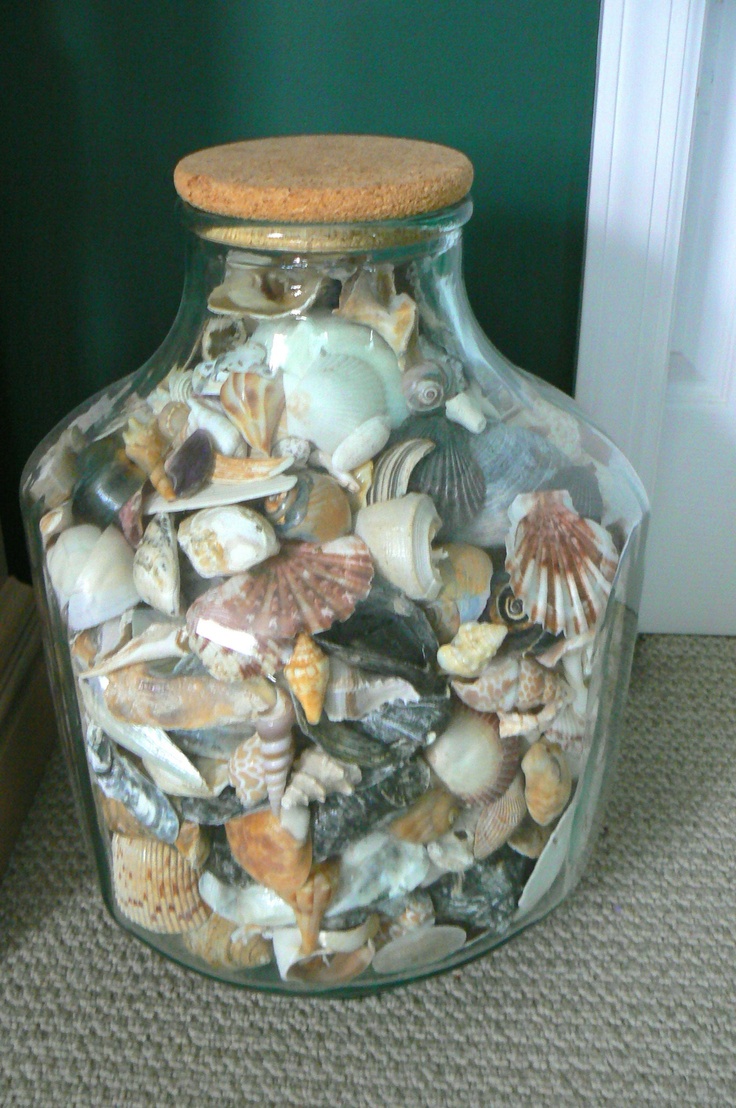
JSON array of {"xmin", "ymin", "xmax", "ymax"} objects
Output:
[{"xmin": 400, "ymin": 363, "xmax": 449, "ymax": 412}]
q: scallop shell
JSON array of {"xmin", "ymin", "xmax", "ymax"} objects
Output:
[
  {"xmin": 264, "ymin": 471, "xmax": 352, "ymax": 545},
  {"xmin": 101, "ymin": 663, "xmax": 276, "ymax": 729},
  {"xmin": 178, "ymin": 505, "xmax": 279, "ymax": 578},
  {"xmin": 337, "ymin": 265, "xmax": 417, "ymax": 357},
  {"xmin": 423, "ymin": 706, "xmax": 521, "ymax": 805},
  {"xmin": 228, "ymin": 734, "xmax": 268, "ymax": 808},
  {"xmin": 133, "ymin": 514, "xmax": 180, "ymax": 617},
  {"xmin": 284, "ymin": 633, "xmax": 330, "ymax": 725},
  {"xmin": 366, "ymin": 438, "xmax": 435, "ymax": 504},
  {"xmin": 473, "ymin": 773, "xmax": 528, "ymax": 859},
  {"xmin": 67, "ymin": 526, "xmax": 140, "ymax": 633},
  {"xmin": 521, "ymin": 739, "xmax": 572, "ymax": 825},
  {"xmin": 219, "ymin": 370, "xmax": 284, "ymax": 456},
  {"xmin": 400, "ymin": 364, "xmax": 450, "ymax": 413},
  {"xmin": 355, "ymin": 493, "xmax": 442, "ymax": 601},
  {"xmin": 226, "ymin": 808, "xmax": 312, "ymax": 899},
  {"xmin": 184, "ymin": 914, "xmax": 273, "ymax": 969},
  {"xmin": 187, "ymin": 536, "xmax": 374, "ymax": 651},
  {"xmin": 209, "ymin": 264, "xmax": 324, "ymax": 318},
  {"xmin": 122, "ymin": 416, "xmax": 175, "ymax": 501},
  {"xmin": 398, "ymin": 413, "xmax": 486, "ymax": 541},
  {"xmin": 389, "ymin": 786, "xmax": 461, "ymax": 845},
  {"xmin": 111, "ymin": 834, "xmax": 211, "ymax": 933},
  {"xmin": 284, "ymin": 354, "xmax": 388, "ymax": 455},
  {"xmin": 505, "ymin": 490, "xmax": 619, "ymax": 637}
]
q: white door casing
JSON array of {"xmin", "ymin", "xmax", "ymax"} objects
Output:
[{"xmin": 576, "ymin": 0, "xmax": 736, "ymax": 633}]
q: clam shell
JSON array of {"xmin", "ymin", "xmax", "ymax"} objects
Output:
[
  {"xmin": 437, "ymin": 621, "xmax": 508, "ymax": 678},
  {"xmin": 144, "ymin": 473, "xmax": 297, "ymax": 514},
  {"xmin": 521, "ymin": 739, "xmax": 572, "ymax": 825},
  {"xmin": 112, "ymin": 834, "xmax": 211, "ymax": 933},
  {"xmin": 264, "ymin": 471, "xmax": 352, "ymax": 545},
  {"xmin": 133, "ymin": 514, "xmax": 181, "ymax": 617},
  {"xmin": 284, "ymin": 634, "xmax": 330, "ymax": 725},
  {"xmin": 47, "ymin": 524, "xmax": 102, "ymax": 606},
  {"xmin": 473, "ymin": 772, "xmax": 528, "ymax": 859},
  {"xmin": 355, "ymin": 493, "xmax": 442, "ymax": 602},
  {"xmin": 389, "ymin": 787, "xmax": 461, "ymax": 845},
  {"xmin": 366, "ymin": 438, "xmax": 435, "ymax": 504},
  {"xmin": 372, "ymin": 923, "xmax": 465, "ymax": 975},
  {"xmin": 67, "ymin": 526, "xmax": 140, "ymax": 633},
  {"xmin": 284, "ymin": 354, "xmax": 388, "ymax": 455},
  {"xmin": 184, "ymin": 913, "xmax": 273, "ymax": 969},
  {"xmin": 187, "ymin": 536, "xmax": 374, "ymax": 650},
  {"xmin": 337, "ymin": 265, "xmax": 417, "ymax": 357},
  {"xmin": 226, "ymin": 809, "xmax": 312, "ymax": 899},
  {"xmin": 505, "ymin": 490, "xmax": 619, "ymax": 637},
  {"xmin": 220, "ymin": 371, "xmax": 285, "ymax": 456},
  {"xmin": 209, "ymin": 264, "xmax": 324, "ymax": 318},
  {"xmin": 178, "ymin": 505, "xmax": 279, "ymax": 578},
  {"xmin": 424, "ymin": 706, "xmax": 521, "ymax": 805}
]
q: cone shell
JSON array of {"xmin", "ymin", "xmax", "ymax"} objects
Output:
[
  {"xmin": 437, "ymin": 622, "xmax": 507, "ymax": 678},
  {"xmin": 186, "ymin": 536, "xmax": 374, "ymax": 646},
  {"xmin": 521, "ymin": 739, "xmax": 572, "ymax": 826},
  {"xmin": 355, "ymin": 493, "xmax": 442, "ymax": 601},
  {"xmin": 473, "ymin": 773, "xmax": 528, "ymax": 860},
  {"xmin": 424, "ymin": 706, "xmax": 521, "ymax": 805},
  {"xmin": 220, "ymin": 370, "xmax": 285, "ymax": 455},
  {"xmin": 389, "ymin": 786, "xmax": 461, "ymax": 845},
  {"xmin": 226, "ymin": 809, "xmax": 312, "ymax": 899},
  {"xmin": 111, "ymin": 834, "xmax": 211, "ymax": 934},
  {"xmin": 505, "ymin": 490, "xmax": 619, "ymax": 638},
  {"xmin": 285, "ymin": 633, "xmax": 330, "ymax": 725},
  {"xmin": 228, "ymin": 734, "xmax": 268, "ymax": 808},
  {"xmin": 184, "ymin": 914, "xmax": 273, "ymax": 970},
  {"xmin": 264, "ymin": 471, "xmax": 352, "ymax": 545}
]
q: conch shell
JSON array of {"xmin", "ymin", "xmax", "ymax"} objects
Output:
[{"xmin": 284, "ymin": 633, "xmax": 330, "ymax": 724}]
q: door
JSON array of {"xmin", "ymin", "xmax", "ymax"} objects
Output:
[{"xmin": 575, "ymin": 0, "xmax": 736, "ymax": 633}]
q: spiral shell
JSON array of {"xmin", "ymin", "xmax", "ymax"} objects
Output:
[
  {"xmin": 284, "ymin": 633, "xmax": 330, "ymax": 725},
  {"xmin": 400, "ymin": 363, "xmax": 449, "ymax": 412},
  {"xmin": 228, "ymin": 734, "xmax": 268, "ymax": 808},
  {"xmin": 255, "ymin": 688, "xmax": 297, "ymax": 815},
  {"xmin": 111, "ymin": 834, "xmax": 211, "ymax": 933},
  {"xmin": 264, "ymin": 471, "xmax": 352, "ymax": 545},
  {"xmin": 355, "ymin": 492, "xmax": 442, "ymax": 601}
]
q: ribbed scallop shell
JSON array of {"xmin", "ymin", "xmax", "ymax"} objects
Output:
[
  {"xmin": 505, "ymin": 489, "xmax": 619, "ymax": 638},
  {"xmin": 283, "ymin": 353, "xmax": 387, "ymax": 455},
  {"xmin": 220, "ymin": 371, "xmax": 285, "ymax": 456},
  {"xmin": 423, "ymin": 706, "xmax": 522, "ymax": 805},
  {"xmin": 473, "ymin": 772, "xmax": 528, "ymax": 859},
  {"xmin": 111, "ymin": 834, "xmax": 210, "ymax": 933},
  {"xmin": 399, "ymin": 413, "xmax": 486, "ymax": 541},
  {"xmin": 188, "ymin": 536, "xmax": 373, "ymax": 651}
]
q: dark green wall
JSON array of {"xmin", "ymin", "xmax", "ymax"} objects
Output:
[{"xmin": 0, "ymin": 0, "xmax": 600, "ymax": 578}]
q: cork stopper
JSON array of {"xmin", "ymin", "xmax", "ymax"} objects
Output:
[{"xmin": 174, "ymin": 135, "xmax": 473, "ymax": 224}]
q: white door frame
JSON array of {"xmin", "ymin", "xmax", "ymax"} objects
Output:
[{"xmin": 576, "ymin": 0, "xmax": 707, "ymax": 497}]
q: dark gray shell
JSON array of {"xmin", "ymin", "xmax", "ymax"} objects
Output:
[
  {"xmin": 393, "ymin": 413, "xmax": 485, "ymax": 541},
  {"xmin": 177, "ymin": 788, "xmax": 247, "ymax": 826},
  {"xmin": 72, "ymin": 435, "xmax": 147, "ymax": 529},
  {"xmin": 359, "ymin": 690, "xmax": 452, "ymax": 748},
  {"xmin": 539, "ymin": 463, "xmax": 604, "ymax": 522},
  {"xmin": 87, "ymin": 728, "xmax": 180, "ymax": 844},
  {"xmin": 428, "ymin": 847, "xmax": 533, "ymax": 930},
  {"xmin": 204, "ymin": 833, "xmax": 257, "ymax": 888},
  {"xmin": 295, "ymin": 708, "xmax": 399, "ymax": 770}
]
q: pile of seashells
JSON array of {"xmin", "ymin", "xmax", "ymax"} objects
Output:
[{"xmin": 32, "ymin": 255, "xmax": 624, "ymax": 986}]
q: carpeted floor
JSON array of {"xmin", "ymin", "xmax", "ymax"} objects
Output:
[{"xmin": 0, "ymin": 635, "xmax": 734, "ymax": 1107}]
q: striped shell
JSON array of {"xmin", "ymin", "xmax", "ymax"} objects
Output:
[
  {"xmin": 111, "ymin": 834, "xmax": 211, "ymax": 933},
  {"xmin": 228, "ymin": 734, "xmax": 268, "ymax": 808},
  {"xmin": 473, "ymin": 773, "xmax": 528, "ymax": 859},
  {"xmin": 220, "ymin": 371, "xmax": 285, "ymax": 456},
  {"xmin": 505, "ymin": 490, "xmax": 619, "ymax": 638},
  {"xmin": 424, "ymin": 706, "xmax": 522, "ymax": 805}
]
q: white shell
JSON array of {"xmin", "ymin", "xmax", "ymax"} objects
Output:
[
  {"xmin": 186, "ymin": 397, "xmax": 248, "ymax": 457},
  {"xmin": 424, "ymin": 706, "xmax": 516, "ymax": 804},
  {"xmin": 198, "ymin": 872, "xmax": 296, "ymax": 929},
  {"xmin": 283, "ymin": 354, "xmax": 387, "ymax": 455},
  {"xmin": 330, "ymin": 415, "xmax": 391, "ymax": 474},
  {"xmin": 141, "ymin": 755, "xmax": 226, "ymax": 799},
  {"xmin": 445, "ymin": 391, "xmax": 487, "ymax": 434},
  {"xmin": 40, "ymin": 500, "xmax": 74, "ymax": 546},
  {"xmin": 354, "ymin": 493, "xmax": 442, "ymax": 601},
  {"xmin": 133, "ymin": 514, "xmax": 181, "ymax": 617},
  {"xmin": 47, "ymin": 524, "xmax": 101, "ymax": 605},
  {"xmin": 178, "ymin": 506, "xmax": 279, "ymax": 577},
  {"xmin": 68, "ymin": 526, "xmax": 140, "ymax": 633},
  {"xmin": 325, "ymin": 832, "xmax": 430, "ymax": 918},
  {"xmin": 78, "ymin": 621, "xmax": 189, "ymax": 679},
  {"xmin": 323, "ymin": 658, "xmax": 420, "ymax": 722},
  {"xmin": 281, "ymin": 747, "xmax": 362, "ymax": 808},
  {"xmin": 437, "ymin": 622, "xmax": 508, "ymax": 678},
  {"xmin": 337, "ymin": 265, "xmax": 417, "ymax": 357},
  {"xmin": 372, "ymin": 924, "xmax": 466, "ymax": 975},
  {"xmin": 144, "ymin": 473, "xmax": 297, "ymax": 514}
]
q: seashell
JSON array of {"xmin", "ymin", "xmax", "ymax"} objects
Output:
[
  {"xmin": 323, "ymin": 657, "xmax": 418, "ymax": 723},
  {"xmin": 540, "ymin": 463, "xmax": 604, "ymax": 523},
  {"xmin": 505, "ymin": 490, "xmax": 619, "ymax": 638},
  {"xmin": 452, "ymin": 655, "xmax": 521, "ymax": 713},
  {"xmin": 445, "ymin": 390, "xmax": 487, "ymax": 434},
  {"xmin": 97, "ymin": 794, "xmax": 153, "ymax": 839},
  {"xmin": 178, "ymin": 505, "xmax": 279, "ymax": 578},
  {"xmin": 71, "ymin": 436, "xmax": 147, "ymax": 530},
  {"xmin": 187, "ymin": 536, "xmax": 374, "ymax": 653},
  {"xmin": 282, "ymin": 748, "xmax": 362, "ymax": 811},
  {"xmin": 521, "ymin": 739, "xmax": 573, "ymax": 826},
  {"xmin": 79, "ymin": 621, "xmax": 189, "ymax": 679},
  {"xmin": 264, "ymin": 471, "xmax": 351, "ymax": 545},
  {"xmin": 326, "ymin": 831, "xmax": 430, "ymax": 918},
  {"xmin": 372, "ymin": 923, "xmax": 465, "ymax": 975},
  {"xmin": 253, "ymin": 688, "xmax": 296, "ymax": 816},
  {"xmin": 284, "ymin": 354, "xmax": 388, "ymax": 455},
  {"xmin": 111, "ymin": 834, "xmax": 211, "ymax": 933},
  {"xmin": 144, "ymin": 472, "xmax": 297, "ymax": 514},
  {"xmin": 355, "ymin": 492, "xmax": 442, "ymax": 602},
  {"xmin": 30, "ymin": 425, "xmax": 82, "ymax": 509},
  {"xmin": 294, "ymin": 709, "xmax": 397, "ymax": 772},
  {"xmin": 289, "ymin": 860, "xmax": 341, "ymax": 956},
  {"xmin": 220, "ymin": 370, "xmax": 285, "ymax": 456},
  {"xmin": 201, "ymin": 314, "xmax": 250, "ymax": 361},
  {"xmin": 507, "ymin": 817, "xmax": 553, "ymax": 859},
  {"xmin": 316, "ymin": 577, "xmax": 440, "ymax": 696},
  {"xmin": 346, "ymin": 460, "xmax": 373, "ymax": 512},
  {"xmin": 397, "ymin": 413, "xmax": 486, "ymax": 541},
  {"xmin": 226, "ymin": 808, "xmax": 312, "ymax": 899},
  {"xmin": 400, "ymin": 364, "xmax": 450, "ymax": 413},
  {"xmin": 424, "ymin": 706, "xmax": 521, "ymax": 805},
  {"xmin": 163, "ymin": 368, "xmax": 195, "ymax": 405},
  {"xmin": 274, "ymin": 932, "xmax": 376, "ymax": 986},
  {"xmin": 228, "ymin": 734, "xmax": 268, "ymax": 809},
  {"xmin": 437, "ymin": 622, "xmax": 507, "ymax": 678},
  {"xmin": 86, "ymin": 726, "xmax": 180, "ymax": 844},
  {"xmin": 273, "ymin": 435, "xmax": 312, "ymax": 468},
  {"xmin": 436, "ymin": 543, "xmax": 493, "ymax": 625},
  {"xmin": 428, "ymin": 847, "xmax": 532, "ymax": 930},
  {"xmin": 184, "ymin": 913, "xmax": 273, "ymax": 969},
  {"xmin": 101, "ymin": 663, "xmax": 276, "ymax": 729},
  {"xmin": 366, "ymin": 438, "xmax": 435, "ymax": 504},
  {"xmin": 157, "ymin": 401, "xmax": 191, "ymax": 445},
  {"xmin": 179, "ymin": 789, "xmax": 247, "ymax": 827},
  {"xmin": 487, "ymin": 569, "xmax": 529, "ymax": 629},
  {"xmin": 380, "ymin": 891, "xmax": 435, "ymax": 942},
  {"xmin": 133, "ymin": 513, "xmax": 180, "ymax": 617},
  {"xmin": 458, "ymin": 422, "xmax": 565, "ymax": 547},
  {"xmin": 186, "ymin": 397, "xmax": 247, "ymax": 457},
  {"xmin": 72, "ymin": 609, "xmax": 135, "ymax": 672},
  {"xmin": 330, "ymin": 415, "xmax": 391, "ymax": 477},
  {"xmin": 473, "ymin": 773, "xmax": 528, "ymax": 859},
  {"xmin": 284, "ymin": 633, "xmax": 330, "ymax": 725},
  {"xmin": 426, "ymin": 807, "xmax": 478, "ymax": 874},
  {"xmin": 337, "ymin": 265, "xmax": 417, "ymax": 357},
  {"xmin": 169, "ymin": 723, "xmax": 250, "ymax": 761},
  {"xmin": 47, "ymin": 524, "xmax": 102, "ymax": 606},
  {"xmin": 359, "ymin": 690, "xmax": 452, "ymax": 749},
  {"xmin": 163, "ymin": 428, "xmax": 215, "ymax": 498},
  {"xmin": 67, "ymin": 526, "xmax": 139, "ymax": 633},
  {"xmin": 123, "ymin": 416, "xmax": 175, "ymax": 501},
  {"xmin": 188, "ymin": 630, "xmax": 283, "ymax": 682},
  {"xmin": 175, "ymin": 821, "xmax": 211, "ymax": 870},
  {"xmin": 40, "ymin": 500, "xmax": 74, "ymax": 547},
  {"xmin": 140, "ymin": 754, "xmax": 226, "ymax": 800},
  {"xmin": 209, "ymin": 264, "xmax": 325, "ymax": 319},
  {"xmin": 390, "ymin": 786, "xmax": 461, "ymax": 845},
  {"xmin": 212, "ymin": 453, "xmax": 293, "ymax": 483},
  {"xmin": 198, "ymin": 871, "xmax": 297, "ymax": 929}
]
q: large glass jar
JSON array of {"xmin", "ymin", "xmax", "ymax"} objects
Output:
[{"xmin": 21, "ymin": 136, "xmax": 647, "ymax": 995}]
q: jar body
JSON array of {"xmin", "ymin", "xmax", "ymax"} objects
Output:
[{"xmin": 21, "ymin": 205, "xmax": 647, "ymax": 995}]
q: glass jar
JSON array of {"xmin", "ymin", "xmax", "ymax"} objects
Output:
[{"xmin": 21, "ymin": 137, "xmax": 647, "ymax": 995}]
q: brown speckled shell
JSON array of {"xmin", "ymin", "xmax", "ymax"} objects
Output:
[{"xmin": 111, "ymin": 834, "xmax": 211, "ymax": 934}]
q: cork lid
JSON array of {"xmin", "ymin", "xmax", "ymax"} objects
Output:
[{"xmin": 174, "ymin": 135, "xmax": 474, "ymax": 224}]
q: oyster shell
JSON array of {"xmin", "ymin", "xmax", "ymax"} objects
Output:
[
  {"xmin": 355, "ymin": 493, "xmax": 442, "ymax": 601},
  {"xmin": 112, "ymin": 834, "xmax": 211, "ymax": 933},
  {"xmin": 133, "ymin": 513, "xmax": 181, "ymax": 617}
]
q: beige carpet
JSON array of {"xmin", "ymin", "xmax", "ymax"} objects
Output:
[{"xmin": 1, "ymin": 635, "xmax": 734, "ymax": 1107}]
